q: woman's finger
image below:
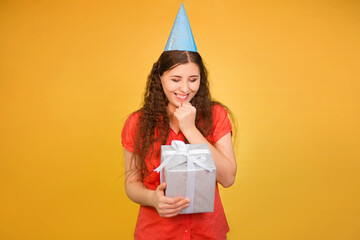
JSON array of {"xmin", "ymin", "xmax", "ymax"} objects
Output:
[
  {"xmin": 158, "ymin": 202, "xmax": 190, "ymax": 217},
  {"xmin": 160, "ymin": 195, "xmax": 185, "ymax": 205},
  {"xmin": 159, "ymin": 198, "xmax": 189, "ymax": 209},
  {"xmin": 156, "ymin": 182, "xmax": 166, "ymax": 195}
]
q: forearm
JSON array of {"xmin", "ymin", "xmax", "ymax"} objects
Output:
[
  {"xmin": 125, "ymin": 180, "xmax": 155, "ymax": 207},
  {"xmin": 183, "ymin": 127, "xmax": 236, "ymax": 187}
]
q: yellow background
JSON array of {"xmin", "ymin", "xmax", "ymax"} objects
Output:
[{"xmin": 1, "ymin": 0, "xmax": 359, "ymax": 239}]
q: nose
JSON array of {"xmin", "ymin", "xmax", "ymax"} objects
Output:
[{"xmin": 180, "ymin": 80, "xmax": 189, "ymax": 93}]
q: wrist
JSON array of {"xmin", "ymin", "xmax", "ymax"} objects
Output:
[
  {"xmin": 182, "ymin": 125, "xmax": 200, "ymax": 139},
  {"xmin": 148, "ymin": 189, "xmax": 157, "ymax": 208}
]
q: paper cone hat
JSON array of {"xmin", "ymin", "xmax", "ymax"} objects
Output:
[{"xmin": 164, "ymin": 3, "xmax": 197, "ymax": 52}]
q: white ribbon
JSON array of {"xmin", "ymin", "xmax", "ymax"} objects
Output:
[{"xmin": 154, "ymin": 140, "xmax": 215, "ymax": 213}]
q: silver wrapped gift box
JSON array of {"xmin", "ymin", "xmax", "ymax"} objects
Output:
[{"xmin": 155, "ymin": 140, "xmax": 216, "ymax": 214}]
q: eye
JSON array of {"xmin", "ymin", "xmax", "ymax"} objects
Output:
[
  {"xmin": 189, "ymin": 79, "xmax": 198, "ymax": 82},
  {"xmin": 171, "ymin": 79, "xmax": 180, "ymax": 82}
]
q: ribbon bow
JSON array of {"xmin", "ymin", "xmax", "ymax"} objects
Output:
[{"xmin": 154, "ymin": 140, "xmax": 214, "ymax": 173}]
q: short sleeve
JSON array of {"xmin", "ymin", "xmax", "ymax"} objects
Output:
[
  {"xmin": 212, "ymin": 104, "xmax": 232, "ymax": 143},
  {"xmin": 121, "ymin": 112, "xmax": 140, "ymax": 153}
]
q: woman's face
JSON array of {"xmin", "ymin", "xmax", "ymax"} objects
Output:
[{"xmin": 160, "ymin": 62, "xmax": 201, "ymax": 111}]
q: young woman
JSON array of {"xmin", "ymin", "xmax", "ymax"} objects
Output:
[
  {"xmin": 121, "ymin": 3, "xmax": 236, "ymax": 239},
  {"xmin": 121, "ymin": 50, "xmax": 237, "ymax": 240}
]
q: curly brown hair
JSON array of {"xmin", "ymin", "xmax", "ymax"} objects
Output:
[{"xmin": 130, "ymin": 50, "xmax": 234, "ymax": 180}]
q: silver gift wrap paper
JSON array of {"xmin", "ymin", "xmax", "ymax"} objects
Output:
[{"xmin": 160, "ymin": 143, "xmax": 216, "ymax": 214}]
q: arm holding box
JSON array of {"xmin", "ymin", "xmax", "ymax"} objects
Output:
[{"xmin": 123, "ymin": 148, "xmax": 190, "ymax": 217}]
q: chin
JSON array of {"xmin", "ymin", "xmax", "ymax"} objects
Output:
[{"xmin": 169, "ymin": 96, "xmax": 194, "ymax": 108}]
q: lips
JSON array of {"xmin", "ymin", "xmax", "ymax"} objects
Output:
[{"xmin": 175, "ymin": 93, "xmax": 190, "ymax": 101}]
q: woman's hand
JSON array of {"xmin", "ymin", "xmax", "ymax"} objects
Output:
[
  {"xmin": 174, "ymin": 102, "xmax": 197, "ymax": 134},
  {"xmin": 152, "ymin": 182, "xmax": 190, "ymax": 218}
]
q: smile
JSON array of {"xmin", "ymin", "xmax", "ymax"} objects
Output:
[{"xmin": 174, "ymin": 93, "xmax": 190, "ymax": 101}]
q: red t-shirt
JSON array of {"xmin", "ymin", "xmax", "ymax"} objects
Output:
[{"xmin": 121, "ymin": 104, "xmax": 232, "ymax": 240}]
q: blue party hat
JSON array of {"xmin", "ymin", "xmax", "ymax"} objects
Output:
[{"xmin": 164, "ymin": 3, "xmax": 197, "ymax": 52}]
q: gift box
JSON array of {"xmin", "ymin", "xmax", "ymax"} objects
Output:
[{"xmin": 154, "ymin": 140, "xmax": 216, "ymax": 214}]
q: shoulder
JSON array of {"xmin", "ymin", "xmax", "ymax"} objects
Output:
[
  {"xmin": 124, "ymin": 110, "xmax": 142, "ymax": 127},
  {"xmin": 121, "ymin": 110, "xmax": 143, "ymax": 152},
  {"xmin": 210, "ymin": 103, "xmax": 232, "ymax": 143},
  {"xmin": 122, "ymin": 110, "xmax": 143, "ymax": 137},
  {"xmin": 211, "ymin": 103, "xmax": 229, "ymax": 119}
]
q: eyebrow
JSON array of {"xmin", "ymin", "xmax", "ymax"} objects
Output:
[{"xmin": 170, "ymin": 75, "xmax": 199, "ymax": 78}]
